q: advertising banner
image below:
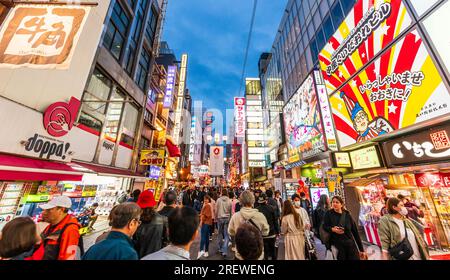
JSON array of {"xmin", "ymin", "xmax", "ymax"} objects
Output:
[
  {"xmin": 234, "ymin": 97, "xmax": 246, "ymax": 138},
  {"xmin": 140, "ymin": 149, "xmax": 165, "ymax": 166},
  {"xmin": 382, "ymin": 123, "xmax": 450, "ymax": 166},
  {"xmin": 328, "ymin": 29, "xmax": 450, "ymax": 147},
  {"xmin": 0, "ymin": 4, "xmax": 90, "ymax": 68},
  {"xmin": 333, "ymin": 152, "xmax": 352, "ymax": 168},
  {"xmin": 148, "ymin": 166, "xmax": 162, "ymax": 180},
  {"xmin": 319, "ymin": 0, "xmax": 412, "ymax": 94},
  {"xmin": 349, "ymin": 146, "xmax": 382, "ymax": 170},
  {"xmin": 163, "ymin": 65, "xmax": 177, "ymax": 108},
  {"xmin": 209, "ymin": 146, "xmax": 224, "ymax": 176},
  {"xmin": 283, "ymin": 74, "xmax": 326, "ymax": 163}
]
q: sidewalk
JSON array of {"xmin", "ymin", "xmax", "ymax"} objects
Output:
[{"xmin": 82, "ymin": 217, "xmax": 110, "ymax": 252}]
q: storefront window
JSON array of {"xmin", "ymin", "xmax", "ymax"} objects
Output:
[
  {"xmin": 84, "ymin": 69, "xmax": 111, "ymax": 115},
  {"xmin": 104, "ymin": 89, "xmax": 125, "ymax": 142},
  {"xmin": 120, "ymin": 103, "xmax": 139, "ymax": 147}
]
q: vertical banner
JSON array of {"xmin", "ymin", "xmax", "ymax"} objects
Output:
[
  {"xmin": 163, "ymin": 65, "xmax": 177, "ymax": 108},
  {"xmin": 209, "ymin": 146, "xmax": 224, "ymax": 176},
  {"xmin": 234, "ymin": 97, "xmax": 246, "ymax": 138},
  {"xmin": 173, "ymin": 54, "xmax": 188, "ymax": 144}
]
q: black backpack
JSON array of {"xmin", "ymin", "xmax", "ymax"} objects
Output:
[{"xmin": 41, "ymin": 222, "xmax": 85, "ymax": 260}]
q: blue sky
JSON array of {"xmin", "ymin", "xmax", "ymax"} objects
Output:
[{"xmin": 162, "ymin": 0, "xmax": 287, "ymax": 119}]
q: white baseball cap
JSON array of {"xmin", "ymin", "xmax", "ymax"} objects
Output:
[{"xmin": 39, "ymin": 195, "xmax": 72, "ymax": 210}]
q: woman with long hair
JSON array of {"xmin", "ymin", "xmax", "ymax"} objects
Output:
[
  {"xmin": 281, "ymin": 200, "xmax": 305, "ymax": 260},
  {"xmin": 313, "ymin": 194, "xmax": 330, "ymax": 235},
  {"xmin": 323, "ymin": 196, "xmax": 366, "ymax": 260}
]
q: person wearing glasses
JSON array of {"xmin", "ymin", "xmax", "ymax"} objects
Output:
[{"xmin": 82, "ymin": 203, "xmax": 141, "ymax": 260}]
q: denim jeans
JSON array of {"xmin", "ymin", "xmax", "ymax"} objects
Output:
[
  {"xmin": 200, "ymin": 224, "xmax": 211, "ymax": 252},
  {"xmin": 217, "ymin": 217, "xmax": 230, "ymax": 255}
]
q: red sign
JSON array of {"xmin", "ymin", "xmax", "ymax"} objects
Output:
[
  {"xmin": 43, "ymin": 97, "xmax": 80, "ymax": 137},
  {"xmin": 415, "ymin": 173, "xmax": 450, "ymax": 188},
  {"xmin": 213, "ymin": 147, "xmax": 220, "ymax": 155}
]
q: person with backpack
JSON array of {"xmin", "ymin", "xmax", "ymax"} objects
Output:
[
  {"xmin": 38, "ymin": 196, "xmax": 82, "ymax": 260},
  {"xmin": 323, "ymin": 196, "xmax": 367, "ymax": 260},
  {"xmin": 228, "ymin": 190, "xmax": 269, "ymax": 260},
  {"xmin": 281, "ymin": 200, "xmax": 305, "ymax": 260},
  {"xmin": 82, "ymin": 203, "xmax": 141, "ymax": 260},
  {"xmin": 256, "ymin": 193, "xmax": 280, "ymax": 260}
]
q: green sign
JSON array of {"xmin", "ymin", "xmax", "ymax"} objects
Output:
[{"xmin": 26, "ymin": 195, "xmax": 50, "ymax": 203}]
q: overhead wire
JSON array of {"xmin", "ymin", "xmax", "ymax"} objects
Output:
[{"xmin": 238, "ymin": 0, "xmax": 258, "ymax": 97}]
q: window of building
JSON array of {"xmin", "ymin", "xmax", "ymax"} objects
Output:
[
  {"xmin": 104, "ymin": 89, "xmax": 125, "ymax": 142},
  {"xmin": 136, "ymin": 48, "xmax": 151, "ymax": 90},
  {"xmin": 144, "ymin": 109, "xmax": 153, "ymax": 124},
  {"xmin": 84, "ymin": 69, "xmax": 112, "ymax": 115},
  {"xmin": 145, "ymin": 5, "xmax": 158, "ymax": 45},
  {"xmin": 330, "ymin": 1, "xmax": 345, "ymax": 30},
  {"xmin": 103, "ymin": 2, "xmax": 130, "ymax": 60},
  {"xmin": 120, "ymin": 103, "xmax": 139, "ymax": 147},
  {"xmin": 127, "ymin": 0, "xmax": 137, "ymax": 10},
  {"xmin": 322, "ymin": 14, "xmax": 335, "ymax": 42},
  {"xmin": 140, "ymin": 137, "xmax": 150, "ymax": 151},
  {"xmin": 78, "ymin": 112, "xmax": 103, "ymax": 135}
]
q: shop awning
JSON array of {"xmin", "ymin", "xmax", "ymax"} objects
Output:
[
  {"xmin": 71, "ymin": 161, "xmax": 146, "ymax": 179},
  {"xmin": 0, "ymin": 154, "xmax": 83, "ymax": 181}
]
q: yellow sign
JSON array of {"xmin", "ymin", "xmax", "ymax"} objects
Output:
[
  {"xmin": 140, "ymin": 149, "xmax": 165, "ymax": 166},
  {"xmin": 334, "ymin": 152, "xmax": 352, "ymax": 168},
  {"xmin": 326, "ymin": 171, "xmax": 339, "ymax": 193}
]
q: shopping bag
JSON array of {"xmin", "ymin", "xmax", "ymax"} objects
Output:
[
  {"xmin": 304, "ymin": 230, "xmax": 318, "ymax": 260},
  {"xmin": 325, "ymin": 250, "xmax": 336, "ymax": 260}
]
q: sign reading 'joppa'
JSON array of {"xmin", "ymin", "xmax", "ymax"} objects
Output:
[{"xmin": 24, "ymin": 133, "xmax": 71, "ymax": 160}]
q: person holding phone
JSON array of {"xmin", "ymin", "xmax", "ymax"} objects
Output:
[{"xmin": 323, "ymin": 196, "xmax": 367, "ymax": 260}]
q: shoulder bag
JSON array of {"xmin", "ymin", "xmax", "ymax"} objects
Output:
[{"xmin": 388, "ymin": 220, "xmax": 414, "ymax": 260}]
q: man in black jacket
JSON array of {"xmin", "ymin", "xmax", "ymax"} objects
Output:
[
  {"xmin": 158, "ymin": 191, "xmax": 178, "ymax": 218},
  {"xmin": 256, "ymin": 193, "xmax": 280, "ymax": 260}
]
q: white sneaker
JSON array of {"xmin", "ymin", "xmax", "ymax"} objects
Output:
[
  {"xmin": 197, "ymin": 251, "xmax": 204, "ymax": 259},
  {"xmin": 204, "ymin": 252, "xmax": 209, "ymax": 257}
]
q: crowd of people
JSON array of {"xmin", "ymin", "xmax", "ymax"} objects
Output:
[{"xmin": 0, "ymin": 183, "xmax": 430, "ymax": 260}]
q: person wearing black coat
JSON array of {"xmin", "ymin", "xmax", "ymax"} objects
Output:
[
  {"xmin": 312, "ymin": 194, "xmax": 330, "ymax": 236},
  {"xmin": 256, "ymin": 194, "xmax": 280, "ymax": 260},
  {"xmin": 323, "ymin": 196, "xmax": 366, "ymax": 260}
]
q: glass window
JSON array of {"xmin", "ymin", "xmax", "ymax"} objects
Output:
[
  {"xmin": 315, "ymin": 27, "xmax": 326, "ymax": 53},
  {"xmin": 103, "ymin": 2, "xmax": 130, "ymax": 60},
  {"xmin": 104, "ymin": 89, "xmax": 125, "ymax": 142},
  {"xmin": 78, "ymin": 112, "xmax": 102, "ymax": 134},
  {"xmin": 313, "ymin": 10, "xmax": 322, "ymax": 32},
  {"xmin": 144, "ymin": 109, "xmax": 153, "ymax": 124},
  {"xmin": 84, "ymin": 69, "xmax": 111, "ymax": 115},
  {"xmin": 145, "ymin": 5, "xmax": 158, "ymax": 45},
  {"xmin": 120, "ymin": 103, "xmax": 139, "ymax": 147},
  {"xmin": 135, "ymin": 48, "xmax": 151, "ymax": 90},
  {"xmin": 340, "ymin": 0, "xmax": 356, "ymax": 16},
  {"xmin": 330, "ymin": 1, "xmax": 344, "ymax": 30},
  {"xmin": 322, "ymin": 14, "xmax": 335, "ymax": 42},
  {"xmin": 319, "ymin": 0, "xmax": 329, "ymax": 16}
]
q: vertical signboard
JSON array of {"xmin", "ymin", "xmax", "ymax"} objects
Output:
[
  {"xmin": 189, "ymin": 116, "xmax": 196, "ymax": 162},
  {"xmin": 234, "ymin": 97, "xmax": 246, "ymax": 138},
  {"xmin": 314, "ymin": 70, "xmax": 337, "ymax": 151},
  {"xmin": 173, "ymin": 54, "xmax": 188, "ymax": 144},
  {"xmin": 163, "ymin": 65, "xmax": 177, "ymax": 108},
  {"xmin": 210, "ymin": 146, "xmax": 224, "ymax": 176}
]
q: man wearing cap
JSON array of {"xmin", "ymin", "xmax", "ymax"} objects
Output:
[{"xmin": 39, "ymin": 195, "xmax": 81, "ymax": 260}]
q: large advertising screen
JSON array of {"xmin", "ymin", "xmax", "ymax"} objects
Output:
[
  {"xmin": 328, "ymin": 29, "xmax": 450, "ymax": 147},
  {"xmin": 283, "ymin": 75, "xmax": 326, "ymax": 163},
  {"xmin": 319, "ymin": 0, "xmax": 412, "ymax": 95}
]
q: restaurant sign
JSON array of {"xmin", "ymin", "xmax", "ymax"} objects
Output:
[
  {"xmin": 349, "ymin": 146, "xmax": 382, "ymax": 170},
  {"xmin": 382, "ymin": 124, "xmax": 450, "ymax": 166}
]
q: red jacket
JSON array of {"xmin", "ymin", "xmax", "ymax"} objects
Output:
[{"xmin": 37, "ymin": 214, "xmax": 81, "ymax": 260}]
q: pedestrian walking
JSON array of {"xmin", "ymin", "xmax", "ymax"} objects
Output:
[
  {"xmin": 216, "ymin": 189, "xmax": 232, "ymax": 257},
  {"xmin": 323, "ymin": 196, "xmax": 366, "ymax": 260},
  {"xmin": 256, "ymin": 193, "xmax": 280, "ymax": 260},
  {"xmin": 397, "ymin": 194, "xmax": 424, "ymax": 224},
  {"xmin": 198, "ymin": 195, "xmax": 213, "ymax": 259},
  {"xmin": 292, "ymin": 194, "xmax": 311, "ymax": 230},
  {"xmin": 142, "ymin": 207, "xmax": 199, "ymax": 260},
  {"xmin": 127, "ymin": 189, "xmax": 141, "ymax": 203},
  {"xmin": 82, "ymin": 203, "xmax": 141, "ymax": 260},
  {"xmin": 378, "ymin": 197, "xmax": 429, "ymax": 260},
  {"xmin": 228, "ymin": 190, "xmax": 269, "ymax": 259},
  {"xmin": 133, "ymin": 190, "xmax": 168, "ymax": 258},
  {"xmin": 38, "ymin": 196, "xmax": 82, "ymax": 260},
  {"xmin": 0, "ymin": 217, "xmax": 43, "ymax": 260},
  {"xmin": 158, "ymin": 190, "xmax": 178, "ymax": 218},
  {"xmin": 229, "ymin": 190, "xmax": 238, "ymax": 215},
  {"xmin": 208, "ymin": 192, "xmax": 217, "ymax": 239},
  {"xmin": 235, "ymin": 223, "xmax": 264, "ymax": 260},
  {"xmin": 281, "ymin": 200, "xmax": 305, "ymax": 260},
  {"xmin": 299, "ymin": 192, "xmax": 313, "ymax": 216},
  {"xmin": 312, "ymin": 194, "xmax": 330, "ymax": 236},
  {"xmin": 274, "ymin": 191, "xmax": 283, "ymax": 214}
]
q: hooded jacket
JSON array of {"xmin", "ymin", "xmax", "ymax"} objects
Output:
[
  {"xmin": 228, "ymin": 207, "xmax": 270, "ymax": 237},
  {"xmin": 216, "ymin": 195, "xmax": 232, "ymax": 219}
]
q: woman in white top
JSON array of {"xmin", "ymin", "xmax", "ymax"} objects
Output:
[
  {"xmin": 378, "ymin": 197, "xmax": 429, "ymax": 260},
  {"xmin": 292, "ymin": 194, "xmax": 311, "ymax": 230}
]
